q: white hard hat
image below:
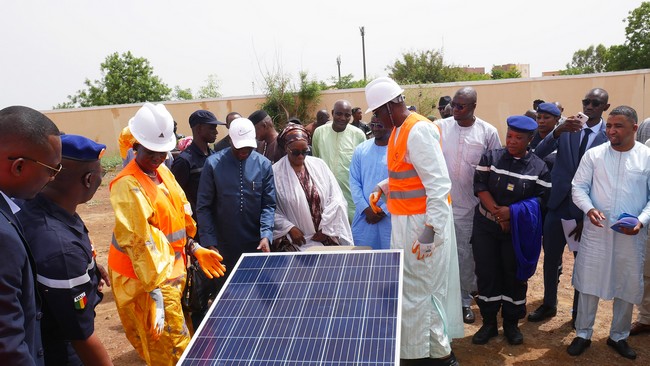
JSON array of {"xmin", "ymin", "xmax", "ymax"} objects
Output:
[
  {"xmin": 128, "ymin": 102, "xmax": 177, "ymax": 152},
  {"xmin": 364, "ymin": 77, "xmax": 404, "ymax": 114},
  {"xmin": 229, "ymin": 118, "xmax": 257, "ymax": 149}
]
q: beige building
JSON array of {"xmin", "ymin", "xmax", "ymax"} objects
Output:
[
  {"xmin": 493, "ymin": 63, "xmax": 531, "ymax": 78},
  {"xmin": 45, "ymin": 69, "xmax": 650, "ymax": 155}
]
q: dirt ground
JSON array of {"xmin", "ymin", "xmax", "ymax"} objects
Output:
[{"xmin": 80, "ymin": 170, "xmax": 648, "ymax": 365}]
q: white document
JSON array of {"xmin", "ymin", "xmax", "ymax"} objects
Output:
[{"xmin": 561, "ymin": 219, "xmax": 580, "ymax": 252}]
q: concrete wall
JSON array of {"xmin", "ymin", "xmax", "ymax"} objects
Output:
[{"xmin": 44, "ymin": 69, "xmax": 650, "ymax": 155}]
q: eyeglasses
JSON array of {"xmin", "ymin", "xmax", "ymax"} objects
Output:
[
  {"xmin": 450, "ymin": 102, "xmax": 471, "ymax": 110},
  {"xmin": 8, "ymin": 156, "xmax": 62, "ymax": 177},
  {"xmin": 369, "ymin": 122, "xmax": 384, "ymax": 129},
  {"xmin": 289, "ymin": 148, "xmax": 310, "ymax": 156},
  {"xmin": 372, "ymin": 104, "xmax": 393, "ymax": 120},
  {"xmin": 582, "ymin": 99, "xmax": 603, "ymax": 107}
]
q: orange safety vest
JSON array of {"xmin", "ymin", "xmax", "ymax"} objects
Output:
[
  {"xmin": 108, "ymin": 161, "xmax": 193, "ymax": 279},
  {"xmin": 387, "ymin": 113, "xmax": 449, "ymax": 215}
]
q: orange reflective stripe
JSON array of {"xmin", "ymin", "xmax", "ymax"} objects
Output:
[{"xmin": 108, "ymin": 243, "xmax": 137, "ymax": 278}]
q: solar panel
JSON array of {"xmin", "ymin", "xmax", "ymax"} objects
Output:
[{"xmin": 178, "ymin": 249, "xmax": 403, "ymax": 366}]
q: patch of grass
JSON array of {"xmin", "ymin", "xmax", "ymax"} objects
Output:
[
  {"xmin": 100, "ymin": 155, "xmax": 122, "ymax": 186},
  {"xmin": 101, "ymin": 155, "xmax": 122, "ymax": 172}
]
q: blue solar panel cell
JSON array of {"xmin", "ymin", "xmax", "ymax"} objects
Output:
[{"xmin": 179, "ymin": 250, "xmax": 402, "ymax": 366}]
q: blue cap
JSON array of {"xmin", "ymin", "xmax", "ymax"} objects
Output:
[
  {"xmin": 537, "ymin": 102, "xmax": 561, "ymax": 117},
  {"xmin": 507, "ymin": 115, "xmax": 538, "ymax": 133},
  {"xmin": 189, "ymin": 110, "xmax": 225, "ymax": 128},
  {"xmin": 610, "ymin": 213, "xmax": 640, "ymax": 233},
  {"xmin": 61, "ymin": 134, "xmax": 106, "ymax": 161}
]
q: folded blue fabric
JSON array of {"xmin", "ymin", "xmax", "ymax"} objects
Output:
[{"xmin": 610, "ymin": 213, "xmax": 639, "ymax": 233}]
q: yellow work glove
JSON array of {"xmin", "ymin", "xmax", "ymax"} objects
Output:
[
  {"xmin": 148, "ymin": 288, "xmax": 165, "ymax": 341},
  {"xmin": 191, "ymin": 242, "xmax": 226, "ymax": 279},
  {"xmin": 411, "ymin": 224, "xmax": 437, "ymax": 260}
]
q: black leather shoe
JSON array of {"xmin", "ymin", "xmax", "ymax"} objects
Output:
[
  {"xmin": 607, "ymin": 338, "xmax": 637, "ymax": 360},
  {"xmin": 567, "ymin": 337, "xmax": 591, "ymax": 356},
  {"xmin": 472, "ymin": 322, "xmax": 498, "ymax": 345},
  {"xmin": 527, "ymin": 304, "xmax": 557, "ymax": 322},
  {"xmin": 630, "ymin": 321, "xmax": 650, "ymax": 336},
  {"xmin": 431, "ymin": 351, "xmax": 459, "ymax": 366},
  {"xmin": 503, "ymin": 321, "xmax": 523, "ymax": 345},
  {"xmin": 463, "ymin": 306, "xmax": 475, "ymax": 324}
]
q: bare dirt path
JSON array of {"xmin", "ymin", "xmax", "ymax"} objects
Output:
[{"xmin": 80, "ymin": 171, "xmax": 647, "ymax": 365}]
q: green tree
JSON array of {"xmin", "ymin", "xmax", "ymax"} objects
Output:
[
  {"xmin": 294, "ymin": 71, "xmax": 323, "ymax": 124},
  {"xmin": 387, "ymin": 49, "xmax": 495, "ymax": 84},
  {"xmin": 491, "ymin": 65, "xmax": 522, "ymax": 79},
  {"xmin": 560, "ymin": 44, "xmax": 610, "ymax": 75},
  {"xmin": 197, "ymin": 74, "xmax": 222, "ymax": 99},
  {"xmin": 562, "ymin": 3, "xmax": 650, "ymax": 74},
  {"xmin": 172, "ymin": 86, "xmax": 194, "ymax": 100},
  {"xmin": 55, "ymin": 51, "xmax": 171, "ymax": 108},
  {"xmin": 330, "ymin": 74, "xmax": 368, "ymax": 89},
  {"xmin": 259, "ymin": 70, "xmax": 323, "ymax": 129},
  {"xmin": 387, "ymin": 50, "xmax": 451, "ymax": 84},
  {"xmin": 608, "ymin": 2, "xmax": 650, "ymax": 71}
]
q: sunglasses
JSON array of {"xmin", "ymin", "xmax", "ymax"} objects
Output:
[
  {"xmin": 8, "ymin": 156, "xmax": 62, "ymax": 177},
  {"xmin": 289, "ymin": 148, "xmax": 310, "ymax": 156},
  {"xmin": 582, "ymin": 99, "xmax": 603, "ymax": 107}
]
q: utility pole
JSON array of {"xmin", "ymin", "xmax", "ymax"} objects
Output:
[
  {"xmin": 359, "ymin": 26, "xmax": 366, "ymax": 81},
  {"xmin": 336, "ymin": 55, "xmax": 341, "ymax": 84}
]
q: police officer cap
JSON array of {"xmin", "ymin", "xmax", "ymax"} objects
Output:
[
  {"xmin": 506, "ymin": 115, "xmax": 538, "ymax": 133},
  {"xmin": 61, "ymin": 134, "xmax": 106, "ymax": 162},
  {"xmin": 189, "ymin": 110, "xmax": 225, "ymax": 128},
  {"xmin": 536, "ymin": 102, "xmax": 561, "ymax": 117}
]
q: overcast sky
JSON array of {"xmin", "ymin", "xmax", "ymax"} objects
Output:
[{"xmin": 1, "ymin": 0, "xmax": 645, "ymax": 110}]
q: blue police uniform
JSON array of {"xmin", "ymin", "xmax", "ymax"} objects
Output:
[
  {"xmin": 171, "ymin": 142, "xmax": 214, "ymax": 224},
  {"xmin": 17, "ymin": 134, "xmax": 106, "ymax": 366},
  {"xmin": 19, "ymin": 195, "xmax": 102, "ymax": 366},
  {"xmin": 472, "ymin": 117, "xmax": 551, "ymax": 322}
]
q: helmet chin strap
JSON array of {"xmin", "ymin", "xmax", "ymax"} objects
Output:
[{"xmin": 386, "ymin": 103, "xmax": 396, "ymax": 128}]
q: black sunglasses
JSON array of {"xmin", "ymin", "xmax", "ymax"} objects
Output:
[
  {"xmin": 289, "ymin": 148, "xmax": 310, "ymax": 156},
  {"xmin": 582, "ymin": 99, "xmax": 603, "ymax": 107}
]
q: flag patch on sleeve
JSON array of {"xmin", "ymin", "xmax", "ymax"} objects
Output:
[{"xmin": 74, "ymin": 292, "xmax": 87, "ymax": 310}]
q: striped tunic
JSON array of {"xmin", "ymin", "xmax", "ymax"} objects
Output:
[{"xmin": 474, "ymin": 148, "xmax": 551, "ymax": 207}]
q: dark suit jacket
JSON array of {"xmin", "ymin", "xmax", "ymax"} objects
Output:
[
  {"xmin": 534, "ymin": 120, "xmax": 608, "ymax": 218},
  {"xmin": 0, "ymin": 196, "xmax": 44, "ymax": 365}
]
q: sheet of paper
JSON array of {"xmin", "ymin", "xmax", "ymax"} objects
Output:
[{"xmin": 561, "ymin": 218, "xmax": 580, "ymax": 252}]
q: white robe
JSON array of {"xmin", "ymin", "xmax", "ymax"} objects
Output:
[
  {"xmin": 437, "ymin": 116, "xmax": 501, "ymax": 296},
  {"xmin": 387, "ymin": 121, "xmax": 463, "ymax": 359},
  {"xmin": 572, "ymin": 141, "xmax": 650, "ymax": 304},
  {"xmin": 272, "ymin": 155, "xmax": 353, "ymax": 250}
]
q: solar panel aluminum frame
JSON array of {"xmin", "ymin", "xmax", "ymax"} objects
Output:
[{"xmin": 179, "ymin": 249, "xmax": 403, "ymax": 365}]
